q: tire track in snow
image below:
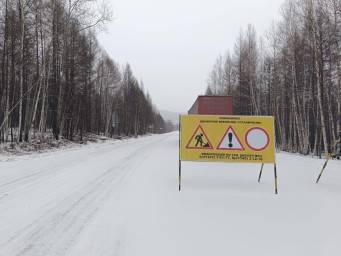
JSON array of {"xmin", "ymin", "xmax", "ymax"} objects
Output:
[{"xmin": 0, "ymin": 138, "xmax": 150, "ymax": 197}]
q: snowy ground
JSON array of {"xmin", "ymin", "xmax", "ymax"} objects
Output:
[{"xmin": 0, "ymin": 132, "xmax": 340, "ymax": 256}]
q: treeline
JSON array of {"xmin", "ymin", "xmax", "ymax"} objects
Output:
[
  {"xmin": 206, "ymin": 0, "xmax": 341, "ymax": 156},
  {"xmin": 0, "ymin": 0, "xmax": 167, "ymax": 143}
]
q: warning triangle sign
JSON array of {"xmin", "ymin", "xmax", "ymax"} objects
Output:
[
  {"xmin": 186, "ymin": 125, "xmax": 214, "ymax": 149},
  {"xmin": 217, "ymin": 126, "xmax": 245, "ymax": 150}
]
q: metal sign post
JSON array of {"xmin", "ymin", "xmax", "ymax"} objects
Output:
[{"xmin": 316, "ymin": 129, "xmax": 341, "ymax": 183}]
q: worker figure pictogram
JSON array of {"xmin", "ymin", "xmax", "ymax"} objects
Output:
[
  {"xmin": 195, "ymin": 133, "xmax": 203, "ymax": 146},
  {"xmin": 195, "ymin": 133, "xmax": 210, "ymax": 147},
  {"xmin": 185, "ymin": 125, "xmax": 213, "ymax": 149}
]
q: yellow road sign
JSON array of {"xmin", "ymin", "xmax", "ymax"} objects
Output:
[{"xmin": 180, "ymin": 115, "xmax": 276, "ymax": 163}]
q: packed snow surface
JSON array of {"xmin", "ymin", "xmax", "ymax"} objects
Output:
[{"xmin": 0, "ymin": 132, "xmax": 340, "ymax": 256}]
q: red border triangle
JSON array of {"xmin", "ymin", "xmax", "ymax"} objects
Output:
[
  {"xmin": 217, "ymin": 126, "xmax": 245, "ymax": 150},
  {"xmin": 186, "ymin": 125, "xmax": 214, "ymax": 149}
]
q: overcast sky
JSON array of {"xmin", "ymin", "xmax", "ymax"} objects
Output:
[{"xmin": 97, "ymin": 0, "xmax": 284, "ymax": 113}]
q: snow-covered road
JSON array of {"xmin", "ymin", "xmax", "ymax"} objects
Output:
[
  {"xmin": 0, "ymin": 134, "xmax": 171, "ymax": 256},
  {"xmin": 0, "ymin": 132, "xmax": 340, "ymax": 256}
]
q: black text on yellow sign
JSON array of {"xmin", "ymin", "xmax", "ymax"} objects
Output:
[{"xmin": 180, "ymin": 115, "xmax": 276, "ymax": 163}]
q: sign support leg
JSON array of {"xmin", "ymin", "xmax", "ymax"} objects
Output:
[
  {"xmin": 258, "ymin": 163, "xmax": 264, "ymax": 182},
  {"xmin": 179, "ymin": 115, "xmax": 182, "ymax": 191},
  {"xmin": 274, "ymin": 163, "xmax": 278, "ymax": 194},
  {"xmin": 316, "ymin": 154, "xmax": 330, "ymax": 183},
  {"xmin": 179, "ymin": 160, "xmax": 182, "ymax": 191}
]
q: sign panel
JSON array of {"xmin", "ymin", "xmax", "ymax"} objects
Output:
[{"xmin": 180, "ymin": 115, "xmax": 275, "ymax": 163}]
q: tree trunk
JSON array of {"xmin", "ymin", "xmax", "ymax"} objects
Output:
[
  {"xmin": 310, "ymin": 0, "xmax": 329, "ymax": 156},
  {"xmin": 17, "ymin": 0, "xmax": 25, "ymax": 142}
]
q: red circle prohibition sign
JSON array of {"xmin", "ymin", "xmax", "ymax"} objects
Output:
[{"xmin": 245, "ymin": 127, "xmax": 270, "ymax": 151}]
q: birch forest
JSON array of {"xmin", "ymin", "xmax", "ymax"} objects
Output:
[
  {"xmin": 206, "ymin": 0, "xmax": 341, "ymax": 156},
  {"xmin": 0, "ymin": 0, "xmax": 166, "ymax": 144}
]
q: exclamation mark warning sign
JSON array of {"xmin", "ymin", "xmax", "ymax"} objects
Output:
[
  {"xmin": 217, "ymin": 126, "xmax": 245, "ymax": 150},
  {"xmin": 228, "ymin": 132, "xmax": 233, "ymax": 148}
]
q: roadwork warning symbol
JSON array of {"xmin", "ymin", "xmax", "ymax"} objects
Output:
[
  {"xmin": 217, "ymin": 126, "xmax": 245, "ymax": 150},
  {"xmin": 186, "ymin": 125, "xmax": 213, "ymax": 149}
]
